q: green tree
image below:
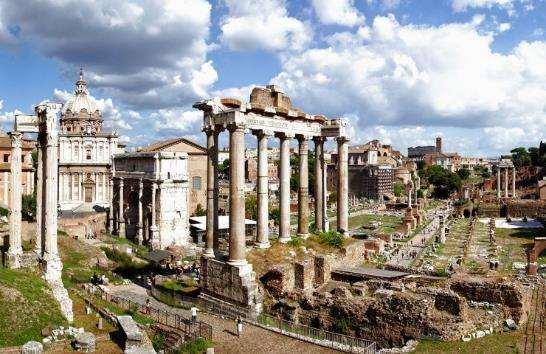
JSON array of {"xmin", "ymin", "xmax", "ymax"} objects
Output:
[
  {"xmin": 510, "ymin": 147, "xmax": 531, "ymax": 167},
  {"xmin": 423, "ymin": 165, "xmax": 461, "ymax": 199},
  {"xmin": 456, "ymin": 168, "xmax": 471, "ymax": 180},
  {"xmin": 393, "ymin": 182, "xmax": 404, "ymax": 197},
  {"xmin": 245, "ymin": 195, "xmax": 258, "ymax": 220},
  {"xmin": 218, "ymin": 158, "xmax": 230, "ymax": 177},
  {"xmin": 22, "ymin": 193, "xmax": 36, "ymax": 221},
  {"xmin": 269, "ymin": 207, "xmax": 280, "ymax": 225},
  {"xmin": 193, "ymin": 203, "xmax": 206, "ymax": 217}
]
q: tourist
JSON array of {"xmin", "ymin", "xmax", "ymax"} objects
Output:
[
  {"xmin": 236, "ymin": 316, "xmax": 243, "ymax": 337},
  {"xmin": 191, "ymin": 306, "xmax": 198, "ymax": 324},
  {"xmin": 145, "ymin": 298, "xmax": 151, "ymax": 314}
]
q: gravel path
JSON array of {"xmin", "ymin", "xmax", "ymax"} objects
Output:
[{"xmin": 108, "ymin": 284, "xmax": 340, "ymax": 354}]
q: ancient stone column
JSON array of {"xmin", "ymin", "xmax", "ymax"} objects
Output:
[
  {"xmin": 512, "ymin": 167, "xmax": 516, "ymax": 198},
  {"xmin": 313, "ymin": 137, "xmax": 324, "ymax": 233},
  {"xmin": 34, "ymin": 139, "xmax": 43, "ymax": 257},
  {"xmin": 204, "ymin": 128, "xmax": 216, "ymax": 257},
  {"xmin": 497, "ymin": 167, "xmax": 501, "ymax": 198},
  {"xmin": 297, "ymin": 135, "xmax": 309, "ymax": 239},
  {"xmin": 108, "ymin": 178, "xmax": 114, "ymax": 232},
  {"xmin": 504, "ymin": 167, "xmax": 509, "ymax": 198},
  {"xmin": 7, "ymin": 131, "xmax": 23, "ymax": 268},
  {"xmin": 228, "ymin": 125, "xmax": 247, "ymax": 265},
  {"xmin": 337, "ymin": 137, "xmax": 349, "ymax": 236},
  {"xmin": 255, "ymin": 130, "xmax": 271, "ymax": 248},
  {"xmin": 137, "ymin": 179, "xmax": 143, "ymax": 245},
  {"xmin": 278, "ymin": 133, "xmax": 292, "ymax": 243},
  {"xmin": 118, "ymin": 178, "xmax": 125, "ymax": 237},
  {"xmin": 213, "ymin": 130, "xmax": 220, "ymax": 251},
  {"xmin": 150, "ymin": 181, "xmax": 159, "ymax": 248}
]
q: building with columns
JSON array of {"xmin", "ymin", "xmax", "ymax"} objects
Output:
[
  {"xmin": 112, "ymin": 151, "xmax": 190, "ymax": 250},
  {"xmin": 496, "ymin": 159, "xmax": 517, "ymax": 199},
  {"xmin": 0, "ymin": 133, "xmax": 35, "ymax": 208},
  {"xmin": 193, "ymin": 85, "xmax": 349, "ymax": 316},
  {"xmin": 58, "ymin": 70, "xmax": 119, "ymax": 210}
]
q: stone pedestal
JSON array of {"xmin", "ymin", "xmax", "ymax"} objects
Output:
[
  {"xmin": 43, "ymin": 255, "xmax": 74, "ymax": 323},
  {"xmin": 200, "ymin": 256, "xmax": 262, "ymax": 318}
]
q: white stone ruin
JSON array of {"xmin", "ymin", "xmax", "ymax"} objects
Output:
[{"xmin": 9, "ymin": 103, "xmax": 74, "ymax": 322}]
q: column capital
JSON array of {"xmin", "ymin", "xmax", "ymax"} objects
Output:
[
  {"xmin": 139, "ymin": 179, "xmax": 144, "ymax": 189},
  {"xmin": 118, "ymin": 177, "xmax": 124, "ymax": 186},
  {"xmin": 336, "ymin": 136, "xmax": 350, "ymax": 143},
  {"xmin": 312, "ymin": 136, "xmax": 326, "ymax": 143},
  {"xmin": 227, "ymin": 122, "xmax": 246, "ymax": 133},
  {"xmin": 254, "ymin": 129, "xmax": 274, "ymax": 138},
  {"xmin": 275, "ymin": 132, "xmax": 295, "ymax": 140},
  {"xmin": 296, "ymin": 134, "xmax": 311, "ymax": 142},
  {"xmin": 151, "ymin": 180, "xmax": 158, "ymax": 190},
  {"xmin": 8, "ymin": 131, "xmax": 23, "ymax": 148}
]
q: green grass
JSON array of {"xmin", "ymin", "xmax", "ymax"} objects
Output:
[
  {"xmin": 330, "ymin": 213, "xmax": 403, "ymax": 234},
  {"xmin": 316, "ymin": 230, "xmax": 344, "ymax": 248},
  {"xmin": 175, "ymin": 338, "xmax": 213, "ymax": 354},
  {"xmin": 0, "ymin": 268, "xmax": 66, "ymax": 346},
  {"xmin": 414, "ymin": 331, "xmax": 521, "ymax": 354}
]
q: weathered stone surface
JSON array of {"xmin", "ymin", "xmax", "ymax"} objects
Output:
[
  {"xmin": 117, "ymin": 315, "xmax": 143, "ymax": 341},
  {"xmin": 74, "ymin": 332, "xmax": 96, "ymax": 352},
  {"xmin": 294, "ymin": 260, "xmax": 314, "ymax": 291},
  {"xmin": 21, "ymin": 341, "xmax": 43, "ymax": 354},
  {"xmin": 260, "ymin": 266, "xmax": 292, "ymax": 298}
]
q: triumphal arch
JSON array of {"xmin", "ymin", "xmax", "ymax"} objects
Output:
[{"xmin": 194, "ymin": 85, "xmax": 349, "ymax": 316}]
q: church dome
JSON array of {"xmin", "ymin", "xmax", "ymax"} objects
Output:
[{"xmin": 61, "ymin": 69, "xmax": 99, "ymax": 115}]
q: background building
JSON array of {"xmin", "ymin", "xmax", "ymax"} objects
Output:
[
  {"xmin": 140, "ymin": 137, "xmax": 207, "ymax": 215},
  {"xmin": 58, "ymin": 70, "xmax": 118, "ymax": 211},
  {"xmin": 0, "ymin": 133, "xmax": 35, "ymax": 208}
]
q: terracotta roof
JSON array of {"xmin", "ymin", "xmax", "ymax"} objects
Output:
[
  {"xmin": 0, "ymin": 136, "xmax": 35, "ymax": 149},
  {"xmin": 141, "ymin": 137, "xmax": 206, "ymax": 153}
]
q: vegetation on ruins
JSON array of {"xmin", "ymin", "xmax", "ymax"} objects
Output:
[
  {"xmin": 456, "ymin": 167, "xmax": 471, "ymax": 180},
  {"xmin": 193, "ymin": 203, "xmax": 206, "ymax": 217},
  {"xmin": 245, "ymin": 194, "xmax": 258, "ymax": 220},
  {"xmin": 393, "ymin": 181, "xmax": 404, "ymax": 197},
  {"xmin": 21, "ymin": 193, "xmax": 36, "ymax": 221},
  {"xmin": 473, "ymin": 165, "xmax": 491, "ymax": 179},
  {"xmin": 507, "ymin": 142, "xmax": 546, "ymax": 168},
  {"xmin": 0, "ymin": 268, "xmax": 66, "ymax": 346},
  {"xmin": 420, "ymin": 165, "xmax": 462, "ymax": 199},
  {"xmin": 269, "ymin": 206, "xmax": 280, "ymax": 225},
  {"xmin": 317, "ymin": 230, "xmax": 344, "ymax": 248},
  {"xmin": 0, "ymin": 206, "xmax": 8, "ymax": 218}
]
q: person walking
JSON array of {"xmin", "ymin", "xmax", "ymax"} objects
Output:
[
  {"xmin": 191, "ymin": 306, "xmax": 198, "ymax": 324},
  {"xmin": 236, "ymin": 316, "xmax": 243, "ymax": 337}
]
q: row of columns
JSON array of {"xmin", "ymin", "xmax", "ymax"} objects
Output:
[
  {"xmin": 110, "ymin": 177, "xmax": 158, "ymax": 247},
  {"xmin": 203, "ymin": 124, "xmax": 349, "ymax": 266},
  {"xmin": 59, "ymin": 171, "xmax": 109, "ymax": 202},
  {"xmin": 496, "ymin": 166, "xmax": 516, "ymax": 198}
]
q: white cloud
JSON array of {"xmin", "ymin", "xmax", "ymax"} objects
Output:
[
  {"xmin": 220, "ymin": 0, "xmax": 312, "ymax": 52},
  {"xmin": 0, "ymin": 0, "xmax": 215, "ymax": 110},
  {"xmin": 151, "ymin": 108, "xmax": 202, "ymax": 137},
  {"xmin": 312, "ymin": 0, "xmax": 365, "ymax": 27},
  {"xmin": 498, "ymin": 22, "xmax": 511, "ymax": 32},
  {"xmin": 452, "ymin": 0, "xmax": 515, "ymax": 12},
  {"xmin": 0, "ymin": 99, "xmax": 3, "ymax": 110},
  {"xmin": 270, "ymin": 15, "xmax": 546, "ymax": 152}
]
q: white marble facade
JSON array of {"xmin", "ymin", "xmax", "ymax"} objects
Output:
[
  {"xmin": 113, "ymin": 151, "xmax": 190, "ymax": 249},
  {"xmin": 58, "ymin": 70, "xmax": 118, "ymax": 211}
]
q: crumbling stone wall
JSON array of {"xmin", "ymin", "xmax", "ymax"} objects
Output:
[{"xmin": 294, "ymin": 260, "xmax": 314, "ymax": 291}]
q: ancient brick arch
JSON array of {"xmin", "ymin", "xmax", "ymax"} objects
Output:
[{"xmin": 527, "ymin": 237, "xmax": 546, "ymax": 275}]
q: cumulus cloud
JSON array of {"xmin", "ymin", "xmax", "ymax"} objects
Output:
[
  {"xmin": 498, "ymin": 22, "xmax": 511, "ymax": 32},
  {"xmin": 0, "ymin": 0, "xmax": 215, "ymax": 110},
  {"xmin": 366, "ymin": 0, "xmax": 404, "ymax": 10},
  {"xmin": 312, "ymin": 0, "xmax": 365, "ymax": 27},
  {"xmin": 452, "ymin": 0, "xmax": 515, "ymax": 12},
  {"xmin": 271, "ymin": 14, "xmax": 546, "ymax": 152},
  {"xmin": 220, "ymin": 0, "xmax": 312, "ymax": 52}
]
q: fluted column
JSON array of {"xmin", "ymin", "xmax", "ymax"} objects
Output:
[
  {"xmin": 512, "ymin": 168, "xmax": 516, "ymax": 198},
  {"xmin": 497, "ymin": 167, "xmax": 501, "ymax": 198},
  {"xmin": 255, "ymin": 130, "xmax": 271, "ymax": 248},
  {"xmin": 118, "ymin": 178, "xmax": 125, "ymax": 237},
  {"xmin": 137, "ymin": 179, "xmax": 143, "ymax": 244},
  {"xmin": 337, "ymin": 137, "xmax": 349, "ymax": 236},
  {"xmin": 297, "ymin": 135, "xmax": 309, "ymax": 238},
  {"xmin": 313, "ymin": 137, "xmax": 324, "ymax": 233},
  {"xmin": 108, "ymin": 178, "xmax": 114, "ymax": 231},
  {"xmin": 150, "ymin": 181, "xmax": 159, "ymax": 248},
  {"xmin": 504, "ymin": 167, "xmax": 508, "ymax": 198},
  {"xmin": 278, "ymin": 133, "xmax": 292, "ymax": 243},
  {"xmin": 204, "ymin": 128, "xmax": 216, "ymax": 257},
  {"xmin": 35, "ymin": 139, "xmax": 43, "ymax": 257},
  {"xmin": 228, "ymin": 125, "xmax": 247, "ymax": 265},
  {"xmin": 7, "ymin": 131, "xmax": 23, "ymax": 268}
]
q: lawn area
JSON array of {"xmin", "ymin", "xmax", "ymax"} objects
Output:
[
  {"xmin": 0, "ymin": 268, "xmax": 66, "ymax": 346},
  {"xmin": 330, "ymin": 213, "xmax": 403, "ymax": 234},
  {"xmin": 494, "ymin": 227, "xmax": 540, "ymax": 274},
  {"xmin": 414, "ymin": 331, "xmax": 521, "ymax": 354}
]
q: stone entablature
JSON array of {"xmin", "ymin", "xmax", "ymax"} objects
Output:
[
  {"xmin": 194, "ymin": 85, "xmax": 351, "ymax": 317},
  {"xmin": 59, "ymin": 136, "xmax": 116, "ymax": 165}
]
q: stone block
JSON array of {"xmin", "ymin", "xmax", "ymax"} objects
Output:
[
  {"xmin": 294, "ymin": 260, "xmax": 314, "ymax": 291},
  {"xmin": 313, "ymin": 255, "xmax": 331, "ymax": 286},
  {"xmin": 73, "ymin": 332, "xmax": 96, "ymax": 352},
  {"xmin": 117, "ymin": 315, "xmax": 143, "ymax": 342},
  {"xmin": 22, "ymin": 341, "xmax": 43, "ymax": 354}
]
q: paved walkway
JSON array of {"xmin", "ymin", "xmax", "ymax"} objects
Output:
[{"xmin": 107, "ymin": 284, "xmax": 340, "ymax": 354}]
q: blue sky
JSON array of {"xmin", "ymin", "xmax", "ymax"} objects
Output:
[{"xmin": 0, "ymin": 0, "xmax": 545, "ymax": 157}]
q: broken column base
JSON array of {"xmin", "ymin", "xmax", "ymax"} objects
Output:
[
  {"xmin": 43, "ymin": 254, "xmax": 74, "ymax": 322},
  {"xmin": 199, "ymin": 256, "xmax": 262, "ymax": 319},
  {"xmin": 6, "ymin": 247, "xmax": 23, "ymax": 269}
]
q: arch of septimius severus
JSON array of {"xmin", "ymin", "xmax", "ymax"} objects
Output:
[
  {"xmin": 194, "ymin": 85, "xmax": 349, "ymax": 317},
  {"xmin": 8, "ymin": 103, "xmax": 73, "ymax": 322}
]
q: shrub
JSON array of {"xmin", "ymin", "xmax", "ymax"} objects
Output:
[
  {"xmin": 287, "ymin": 236, "xmax": 304, "ymax": 247},
  {"xmin": 317, "ymin": 230, "xmax": 344, "ymax": 248},
  {"xmin": 21, "ymin": 194, "xmax": 36, "ymax": 221},
  {"xmin": 0, "ymin": 206, "xmax": 8, "ymax": 218},
  {"xmin": 193, "ymin": 204, "xmax": 206, "ymax": 217},
  {"xmin": 175, "ymin": 338, "xmax": 213, "ymax": 354}
]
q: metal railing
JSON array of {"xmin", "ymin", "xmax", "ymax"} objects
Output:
[{"xmin": 256, "ymin": 313, "xmax": 377, "ymax": 354}]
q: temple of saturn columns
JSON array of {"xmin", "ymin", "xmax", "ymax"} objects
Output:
[
  {"xmin": 8, "ymin": 103, "xmax": 73, "ymax": 322},
  {"xmin": 496, "ymin": 159, "xmax": 517, "ymax": 199},
  {"xmin": 193, "ymin": 85, "xmax": 349, "ymax": 316}
]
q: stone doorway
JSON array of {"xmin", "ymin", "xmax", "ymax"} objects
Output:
[
  {"xmin": 82, "ymin": 174, "xmax": 95, "ymax": 203},
  {"xmin": 84, "ymin": 187, "xmax": 93, "ymax": 202}
]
